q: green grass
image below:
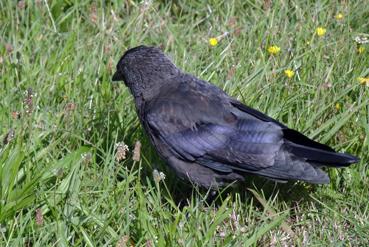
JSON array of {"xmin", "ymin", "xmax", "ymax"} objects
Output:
[{"xmin": 1, "ymin": 0, "xmax": 368, "ymax": 246}]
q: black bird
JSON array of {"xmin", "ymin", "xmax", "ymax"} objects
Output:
[{"xmin": 112, "ymin": 45, "xmax": 359, "ymax": 188}]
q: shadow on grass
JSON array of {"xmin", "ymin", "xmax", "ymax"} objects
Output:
[{"xmin": 162, "ymin": 175, "xmax": 316, "ymax": 208}]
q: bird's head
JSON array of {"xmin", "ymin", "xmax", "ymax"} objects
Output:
[{"xmin": 112, "ymin": 45, "xmax": 180, "ymax": 100}]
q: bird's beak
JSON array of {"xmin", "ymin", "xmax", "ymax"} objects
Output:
[{"xmin": 112, "ymin": 71, "xmax": 123, "ymax": 81}]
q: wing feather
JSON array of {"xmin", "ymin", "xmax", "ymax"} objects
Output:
[{"xmin": 146, "ymin": 88, "xmax": 284, "ymax": 172}]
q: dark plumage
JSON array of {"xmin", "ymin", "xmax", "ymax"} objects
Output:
[{"xmin": 112, "ymin": 45, "xmax": 359, "ymax": 188}]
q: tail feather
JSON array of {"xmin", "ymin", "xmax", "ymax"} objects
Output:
[{"xmin": 286, "ymin": 141, "xmax": 359, "ymax": 167}]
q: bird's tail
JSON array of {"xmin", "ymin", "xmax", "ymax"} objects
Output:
[{"xmin": 286, "ymin": 141, "xmax": 360, "ymax": 167}]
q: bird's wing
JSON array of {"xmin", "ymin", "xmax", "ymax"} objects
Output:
[{"xmin": 145, "ymin": 80, "xmax": 284, "ymax": 173}]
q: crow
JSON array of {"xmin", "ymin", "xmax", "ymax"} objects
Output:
[{"xmin": 112, "ymin": 45, "xmax": 359, "ymax": 189}]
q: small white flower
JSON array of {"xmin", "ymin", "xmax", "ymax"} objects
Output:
[
  {"xmin": 354, "ymin": 35, "xmax": 369, "ymax": 44},
  {"xmin": 115, "ymin": 142, "xmax": 129, "ymax": 161},
  {"xmin": 153, "ymin": 169, "xmax": 166, "ymax": 183}
]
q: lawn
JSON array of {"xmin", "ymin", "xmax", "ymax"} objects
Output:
[{"xmin": 1, "ymin": 0, "xmax": 368, "ymax": 246}]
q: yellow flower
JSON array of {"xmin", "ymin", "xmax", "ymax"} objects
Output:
[
  {"xmin": 209, "ymin": 38, "xmax": 218, "ymax": 46},
  {"xmin": 335, "ymin": 13, "xmax": 344, "ymax": 20},
  {"xmin": 358, "ymin": 77, "xmax": 369, "ymax": 86},
  {"xmin": 267, "ymin": 45, "xmax": 281, "ymax": 55},
  {"xmin": 284, "ymin": 69, "xmax": 295, "ymax": 79},
  {"xmin": 335, "ymin": 103, "xmax": 341, "ymax": 111},
  {"xmin": 316, "ymin": 27, "xmax": 327, "ymax": 37},
  {"xmin": 358, "ymin": 46, "xmax": 365, "ymax": 54}
]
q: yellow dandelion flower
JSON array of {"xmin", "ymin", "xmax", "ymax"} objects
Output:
[
  {"xmin": 335, "ymin": 13, "xmax": 344, "ymax": 20},
  {"xmin": 284, "ymin": 69, "xmax": 295, "ymax": 79},
  {"xmin": 267, "ymin": 45, "xmax": 281, "ymax": 55},
  {"xmin": 357, "ymin": 77, "xmax": 369, "ymax": 86},
  {"xmin": 316, "ymin": 27, "xmax": 327, "ymax": 37},
  {"xmin": 358, "ymin": 46, "xmax": 365, "ymax": 54},
  {"xmin": 335, "ymin": 103, "xmax": 341, "ymax": 110},
  {"xmin": 209, "ymin": 38, "xmax": 218, "ymax": 46}
]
